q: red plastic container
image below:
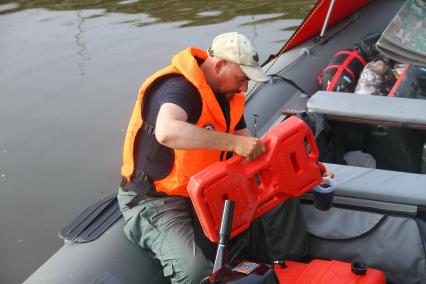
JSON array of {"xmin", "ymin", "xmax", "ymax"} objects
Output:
[
  {"xmin": 187, "ymin": 116, "xmax": 324, "ymax": 243},
  {"xmin": 274, "ymin": 259, "xmax": 386, "ymax": 284}
]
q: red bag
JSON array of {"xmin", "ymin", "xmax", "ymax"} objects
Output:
[{"xmin": 318, "ymin": 50, "xmax": 366, "ymax": 92}]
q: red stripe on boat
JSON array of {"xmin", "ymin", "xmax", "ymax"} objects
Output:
[{"xmin": 388, "ymin": 65, "xmax": 410, "ymax": 97}]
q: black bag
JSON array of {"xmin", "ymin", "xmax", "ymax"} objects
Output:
[
  {"xmin": 390, "ymin": 65, "xmax": 426, "ymax": 99},
  {"xmin": 318, "ymin": 49, "xmax": 366, "ymax": 92},
  {"xmin": 300, "ymin": 112, "xmax": 345, "ymax": 164},
  {"xmin": 354, "ymin": 32, "xmax": 381, "ymax": 62}
]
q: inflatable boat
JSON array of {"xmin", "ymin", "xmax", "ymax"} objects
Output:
[{"xmin": 26, "ymin": 0, "xmax": 426, "ymax": 283}]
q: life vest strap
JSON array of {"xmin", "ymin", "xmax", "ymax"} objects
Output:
[
  {"xmin": 121, "ymin": 119, "xmax": 165, "ymax": 208},
  {"xmin": 120, "ymin": 120, "xmax": 157, "ymax": 189},
  {"xmin": 142, "ymin": 121, "xmax": 160, "ymax": 161},
  {"xmin": 120, "ymin": 172, "xmax": 166, "ymax": 208}
]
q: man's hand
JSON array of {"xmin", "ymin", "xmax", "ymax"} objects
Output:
[
  {"xmin": 233, "ymin": 136, "xmax": 266, "ymax": 160},
  {"xmin": 321, "ymin": 171, "xmax": 335, "ymax": 187},
  {"xmin": 323, "ymin": 171, "xmax": 335, "ymax": 179}
]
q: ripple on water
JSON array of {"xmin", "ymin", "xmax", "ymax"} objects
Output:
[
  {"xmin": 0, "ymin": 3, "xmax": 19, "ymax": 13},
  {"xmin": 197, "ymin": 11, "xmax": 222, "ymax": 17},
  {"xmin": 118, "ymin": 0, "xmax": 139, "ymax": 5}
]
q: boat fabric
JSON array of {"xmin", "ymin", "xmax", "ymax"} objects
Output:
[
  {"xmin": 302, "ymin": 205, "xmax": 426, "ymax": 284},
  {"xmin": 307, "ymin": 91, "xmax": 426, "ymax": 126},
  {"xmin": 303, "ymin": 205, "xmax": 385, "ymax": 240},
  {"xmin": 300, "ymin": 164, "xmax": 426, "ymax": 284},
  {"xmin": 323, "ymin": 163, "xmax": 426, "ymax": 207},
  {"xmin": 120, "ymin": 47, "xmax": 245, "ymax": 197},
  {"xmin": 25, "ymin": 218, "xmax": 171, "ymax": 284}
]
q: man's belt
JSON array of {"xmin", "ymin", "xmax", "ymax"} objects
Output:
[{"xmin": 120, "ymin": 170, "xmax": 166, "ymax": 208}]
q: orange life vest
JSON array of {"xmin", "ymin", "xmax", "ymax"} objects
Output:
[{"xmin": 121, "ymin": 47, "xmax": 245, "ymax": 197}]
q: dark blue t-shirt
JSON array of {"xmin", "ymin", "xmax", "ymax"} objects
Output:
[{"xmin": 133, "ymin": 74, "xmax": 246, "ymax": 180}]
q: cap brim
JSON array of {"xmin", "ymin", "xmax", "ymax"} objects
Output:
[{"xmin": 240, "ymin": 65, "xmax": 269, "ymax": 83}]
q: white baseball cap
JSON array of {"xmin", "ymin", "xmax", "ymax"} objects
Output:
[{"xmin": 208, "ymin": 32, "xmax": 269, "ymax": 83}]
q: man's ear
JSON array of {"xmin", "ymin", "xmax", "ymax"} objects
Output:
[{"xmin": 215, "ymin": 59, "xmax": 225, "ymax": 74}]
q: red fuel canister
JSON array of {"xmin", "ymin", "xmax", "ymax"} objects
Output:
[
  {"xmin": 187, "ymin": 116, "xmax": 324, "ymax": 243},
  {"xmin": 274, "ymin": 259, "xmax": 386, "ymax": 284}
]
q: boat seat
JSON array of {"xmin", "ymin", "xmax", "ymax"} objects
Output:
[
  {"xmin": 302, "ymin": 163, "xmax": 426, "ymax": 214},
  {"xmin": 306, "ymin": 91, "xmax": 426, "ymax": 129},
  {"xmin": 306, "ymin": 91, "xmax": 426, "ymax": 173}
]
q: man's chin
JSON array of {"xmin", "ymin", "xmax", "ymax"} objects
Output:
[{"xmin": 224, "ymin": 93, "xmax": 235, "ymax": 101}]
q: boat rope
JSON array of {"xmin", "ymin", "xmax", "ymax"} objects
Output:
[{"xmin": 268, "ymin": 74, "xmax": 308, "ymax": 95}]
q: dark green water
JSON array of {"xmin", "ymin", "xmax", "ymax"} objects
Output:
[{"xmin": 0, "ymin": 1, "xmax": 314, "ymax": 283}]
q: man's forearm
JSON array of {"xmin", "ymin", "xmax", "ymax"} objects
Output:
[
  {"xmin": 155, "ymin": 103, "xmax": 265, "ymax": 160},
  {"xmin": 156, "ymin": 119, "xmax": 239, "ymax": 152}
]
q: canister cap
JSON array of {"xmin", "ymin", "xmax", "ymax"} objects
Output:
[{"xmin": 352, "ymin": 262, "xmax": 368, "ymax": 275}]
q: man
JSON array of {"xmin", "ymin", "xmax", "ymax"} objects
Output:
[{"xmin": 117, "ymin": 32, "xmax": 303, "ymax": 283}]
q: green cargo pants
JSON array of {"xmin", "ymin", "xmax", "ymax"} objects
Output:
[
  {"xmin": 118, "ymin": 189, "xmax": 307, "ymax": 283},
  {"xmin": 117, "ymin": 188, "xmax": 213, "ymax": 284}
]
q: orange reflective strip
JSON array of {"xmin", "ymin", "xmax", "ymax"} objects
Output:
[{"xmin": 388, "ymin": 65, "xmax": 409, "ymax": 97}]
